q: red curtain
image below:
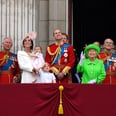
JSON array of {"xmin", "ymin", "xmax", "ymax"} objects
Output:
[{"xmin": 0, "ymin": 84, "xmax": 116, "ymax": 116}]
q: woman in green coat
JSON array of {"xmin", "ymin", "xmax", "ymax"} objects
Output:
[{"xmin": 77, "ymin": 44, "xmax": 106, "ymax": 84}]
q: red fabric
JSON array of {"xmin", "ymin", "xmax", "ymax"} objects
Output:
[
  {"xmin": 0, "ymin": 84, "xmax": 116, "ymax": 116},
  {"xmin": 45, "ymin": 43, "xmax": 75, "ymax": 68},
  {"xmin": 45, "ymin": 43, "xmax": 75, "ymax": 83},
  {"xmin": 0, "ymin": 74, "xmax": 14, "ymax": 83},
  {"xmin": 98, "ymin": 52, "xmax": 107, "ymax": 63},
  {"xmin": 102, "ymin": 62, "xmax": 116, "ymax": 84},
  {"xmin": 0, "ymin": 52, "xmax": 7, "ymax": 66},
  {"xmin": 99, "ymin": 52, "xmax": 116, "ymax": 84},
  {"xmin": 0, "ymin": 51, "xmax": 21, "ymax": 84}
]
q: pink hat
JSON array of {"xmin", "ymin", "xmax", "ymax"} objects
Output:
[
  {"xmin": 21, "ymin": 31, "xmax": 37, "ymax": 47},
  {"xmin": 23, "ymin": 31, "xmax": 37, "ymax": 41}
]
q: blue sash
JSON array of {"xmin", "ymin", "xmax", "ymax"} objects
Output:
[
  {"xmin": 105, "ymin": 54, "xmax": 116, "ymax": 70},
  {"xmin": 1, "ymin": 53, "xmax": 16, "ymax": 70},
  {"xmin": 54, "ymin": 43, "xmax": 70, "ymax": 64}
]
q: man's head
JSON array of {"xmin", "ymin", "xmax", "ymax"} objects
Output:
[
  {"xmin": 93, "ymin": 41, "xmax": 100, "ymax": 47},
  {"xmin": 2, "ymin": 37, "xmax": 13, "ymax": 51},
  {"xmin": 103, "ymin": 38, "xmax": 114, "ymax": 50},
  {"xmin": 62, "ymin": 33, "xmax": 70, "ymax": 44},
  {"xmin": 53, "ymin": 29, "xmax": 62, "ymax": 41}
]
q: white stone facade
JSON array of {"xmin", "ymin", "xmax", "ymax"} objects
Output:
[{"xmin": 0, "ymin": 0, "xmax": 68, "ymax": 56}]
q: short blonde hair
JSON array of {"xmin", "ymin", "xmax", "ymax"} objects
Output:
[{"xmin": 41, "ymin": 62, "xmax": 49, "ymax": 69}]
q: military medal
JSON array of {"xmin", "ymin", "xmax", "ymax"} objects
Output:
[
  {"xmin": 64, "ymin": 52, "xmax": 68, "ymax": 63},
  {"xmin": 113, "ymin": 63, "xmax": 116, "ymax": 70},
  {"xmin": 64, "ymin": 53, "xmax": 68, "ymax": 57},
  {"xmin": 64, "ymin": 58, "xmax": 68, "ymax": 63},
  {"xmin": 63, "ymin": 47, "xmax": 68, "ymax": 63}
]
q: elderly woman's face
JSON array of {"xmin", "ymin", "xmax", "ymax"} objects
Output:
[{"xmin": 88, "ymin": 49, "xmax": 97, "ymax": 58}]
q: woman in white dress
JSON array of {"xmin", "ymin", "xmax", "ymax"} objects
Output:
[{"xmin": 17, "ymin": 32, "xmax": 39, "ymax": 83}]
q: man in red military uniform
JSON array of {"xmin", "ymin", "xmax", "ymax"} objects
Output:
[
  {"xmin": 98, "ymin": 38, "xmax": 116, "ymax": 84},
  {"xmin": 45, "ymin": 29, "xmax": 75, "ymax": 83},
  {"xmin": 0, "ymin": 37, "xmax": 21, "ymax": 84}
]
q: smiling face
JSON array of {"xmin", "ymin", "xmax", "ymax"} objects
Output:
[
  {"xmin": 23, "ymin": 37, "xmax": 33, "ymax": 50},
  {"xmin": 87, "ymin": 49, "xmax": 98, "ymax": 58},
  {"xmin": 2, "ymin": 38, "xmax": 13, "ymax": 51},
  {"xmin": 103, "ymin": 38, "xmax": 114, "ymax": 50}
]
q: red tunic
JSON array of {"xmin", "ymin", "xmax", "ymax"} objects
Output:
[
  {"xmin": 45, "ymin": 43, "xmax": 75, "ymax": 83},
  {"xmin": 0, "ymin": 51, "xmax": 21, "ymax": 84},
  {"xmin": 98, "ymin": 52, "xmax": 116, "ymax": 84}
]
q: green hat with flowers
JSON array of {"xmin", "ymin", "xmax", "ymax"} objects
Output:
[{"xmin": 84, "ymin": 44, "xmax": 100, "ymax": 58}]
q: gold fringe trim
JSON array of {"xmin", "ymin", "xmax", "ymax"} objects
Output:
[
  {"xmin": 0, "ymin": 55, "xmax": 9, "ymax": 66},
  {"xmin": 52, "ymin": 47, "xmax": 61, "ymax": 65},
  {"xmin": 58, "ymin": 85, "xmax": 64, "ymax": 115},
  {"xmin": 50, "ymin": 66, "xmax": 59, "ymax": 75},
  {"xmin": 47, "ymin": 47, "xmax": 60, "ymax": 56},
  {"xmin": 62, "ymin": 66, "xmax": 71, "ymax": 75},
  {"xmin": 47, "ymin": 46, "xmax": 61, "ymax": 65}
]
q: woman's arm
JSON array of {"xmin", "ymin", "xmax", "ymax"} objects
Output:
[{"xmin": 17, "ymin": 51, "xmax": 33, "ymax": 72}]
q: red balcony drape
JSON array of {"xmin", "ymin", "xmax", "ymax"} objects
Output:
[{"xmin": 0, "ymin": 84, "xmax": 116, "ymax": 116}]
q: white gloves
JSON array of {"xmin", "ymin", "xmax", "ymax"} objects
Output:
[
  {"xmin": 88, "ymin": 79, "xmax": 96, "ymax": 84},
  {"xmin": 79, "ymin": 51, "xmax": 85, "ymax": 65}
]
